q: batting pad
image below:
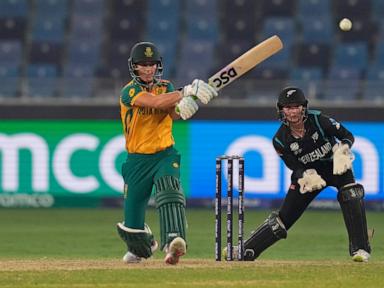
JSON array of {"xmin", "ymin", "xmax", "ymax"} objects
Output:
[{"xmin": 155, "ymin": 176, "xmax": 187, "ymax": 249}]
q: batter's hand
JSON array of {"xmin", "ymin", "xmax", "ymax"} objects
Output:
[
  {"xmin": 182, "ymin": 79, "xmax": 218, "ymax": 104},
  {"xmin": 175, "ymin": 96, "xmax": 199, "ymax": 120}
]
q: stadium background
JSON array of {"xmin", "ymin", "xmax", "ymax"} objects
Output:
[{"xmin": 0, "ymin": 0, "xmax": 384, "ymax": 210}]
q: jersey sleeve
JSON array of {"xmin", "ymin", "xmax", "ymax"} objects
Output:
[
  {"xmin": 273, "ymin": 136, "xmax": 305, "ymax": 179},
  {"xmin": 165, "ymin": 81, "xmax": 175, "ymax": 93},
  {"xmin": 120, "ymin": 83, "xmax": 142, "ymax": 107},
  {"xmin": 318, "ymin": 114, "xmax": 354, "ymax": 147}
]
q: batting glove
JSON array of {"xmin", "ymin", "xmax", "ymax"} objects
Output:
[
  {"xmin": 182, "ymin": 79, "xmax": 218, "ymax": 104},
  {"xmin": 175, "ymin": 96, "xmax": 199, "ymax": 120}
]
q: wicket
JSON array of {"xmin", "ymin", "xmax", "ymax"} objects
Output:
[{"xmin": 215, "ymin": 155, "xmax": 245, "ymax": 261}]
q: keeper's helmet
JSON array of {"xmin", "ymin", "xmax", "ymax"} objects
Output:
[
  {"xmin": 128, "ymin": 42, "xmax": 163, "ymax": 85},
  {"xmin": 277, "ymin": 87, "xmax": 308, "ymax": 125}
]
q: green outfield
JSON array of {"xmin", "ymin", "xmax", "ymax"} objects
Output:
[{"xmin": 0, "ymin": 208, "xmax": 383, "ymax": 288}]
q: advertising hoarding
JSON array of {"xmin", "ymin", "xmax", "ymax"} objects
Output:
[{"xmin": 0, "ymin": 120, "xmax": 382, "ymax": 207}]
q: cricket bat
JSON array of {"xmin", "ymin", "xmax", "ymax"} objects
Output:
[{"xmin": 208, "ymin": 35, "xmax": 283, "ymax": 91}]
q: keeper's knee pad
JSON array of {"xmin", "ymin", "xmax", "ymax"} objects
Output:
[
  {"xmin": 337, "ymin": 183, "xmax": 371, "ymax": 255},
  {"xmin": 244, "ymin": 211, "xmax": 287, "ymax": 261},
  {"xmin": 155, "ymin": 176, "xmax": 187, "ymax": 249}
]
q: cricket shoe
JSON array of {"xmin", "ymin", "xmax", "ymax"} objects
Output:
[
  {"xmin": 123, "ymin": 251, "xmax": 141, "ymax": 263},
  {"xmin": 352, "ymin": 249, "xmax": 370, "ymax": 262},
  {"xmin": 164, "ymin": 237, "xmax": 186, "ymax": 265},
  {"xmin": 122, "ymin": 240, "xmax": 159, "ymax": 264}
]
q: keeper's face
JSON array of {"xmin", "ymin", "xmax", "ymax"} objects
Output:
[
  {"xmin": 135, "ymin": 62, "xmax": 157, "ymax": 83},
  {"xmin": 282, "ymin": 104, "xmax": 304, "ymax": 124}
]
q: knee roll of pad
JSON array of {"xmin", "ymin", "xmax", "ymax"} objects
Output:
[
  {"xmin": 267, "ymin": 211, "xmax": 288, "ymax": 239},
  {"xmin": 338, "ymin": 183, "xmax": 364, "ymax": 202}
]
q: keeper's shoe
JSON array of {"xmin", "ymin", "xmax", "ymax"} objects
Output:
[
  {"xmin": 122, "ymin": 240, "xmax": 159, "ymax": 263},
  {"xmin": 352, "ymin": 249, "xmax": 370, "ymax": 262},
  {"xmin": 164, "ymin": 237, "xmax": 186, "ymax": 265},
  {"xmin": 123, "ymin": 251, "xmax": 141, "ymax": 263}
]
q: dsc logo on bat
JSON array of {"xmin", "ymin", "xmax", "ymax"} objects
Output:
[{"xmin": 211, "ymin": 67, "xmax": 238, "ymax": 89}]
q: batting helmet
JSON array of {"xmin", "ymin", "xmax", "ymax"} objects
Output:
[
  {"xmin": 128, "ymin": 42, "xmax": 163, "ymax": 85},
  {"xmin": 277, "ymin": 87, "xmax": 308, "ymax": 125}
]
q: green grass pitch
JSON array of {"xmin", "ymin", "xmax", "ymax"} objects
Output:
[{"xmin": 0, "ymin": 208, "xmax": 383, "ymax": 287}]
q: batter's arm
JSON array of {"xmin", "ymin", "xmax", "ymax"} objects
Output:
[
  {"xmin": 167, "ymin": 107, "xmax": 181, "ymax": 120},
  {"xmin": 133, "ymin": 91, "xmax": 182, "ymax": 110}
]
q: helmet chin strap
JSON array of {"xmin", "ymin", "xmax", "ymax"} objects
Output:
[
  {"xmin": 288, "ymin": 119, "xmax": 303, "ymax": 127},
  {"xmin": 140, "ymin": 79, "xmax": 155, "ymax": 89},
  {"xmin": 135, "ymin": 77, "xmax": 157, "ymax": 89}
]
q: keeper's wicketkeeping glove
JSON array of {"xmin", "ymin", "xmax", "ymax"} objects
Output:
[
  {"xmin": 332, "ymin": 143, "xmax": 354, "ymax": 175},
  {"xmin": 298, "ymin": 169, "xmax": 326, "ymax": 194}
]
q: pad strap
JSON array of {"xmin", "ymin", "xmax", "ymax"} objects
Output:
[{"xmin": 337, "ymin": 183, "xmax": 371, "ymax": 255}]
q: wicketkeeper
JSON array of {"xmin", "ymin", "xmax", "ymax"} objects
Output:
[
  {"xmin": 117, "ymin": 41, "xmax": 217, "ymax": 264},
  {"xmin": 240, "ymin": 87, "xmax": 371, "ymax": 262}
]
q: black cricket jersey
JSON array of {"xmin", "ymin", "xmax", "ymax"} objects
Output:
[{"xmin": 272, "ymin": 110, "xmax": 354, "ymax": 180}]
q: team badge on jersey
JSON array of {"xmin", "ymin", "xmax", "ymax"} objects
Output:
[
  {"xmin": 129, "ymin": 88, "xmax": 135, "ymax": 97},
  {"xmin": 290, "ymin": 142, "xmax": 302, "ymax": 155},
  {"xmin": 329, "ymin": 118, "xmax": 340, "ymax": 129},
  {"xmin": 290, "ymin": 142, "xmax": 299, "ymax": 152},
  {"xmin": 173, "ymin": 162, "xmax": 179, "ymax": 168},
  {"xmin": 155, "ymin": 86, "xmax": 165, "ymax": 95},
  {"xmin": 311, "ymin": 131, "xmax": 319, "ymax": 142}
]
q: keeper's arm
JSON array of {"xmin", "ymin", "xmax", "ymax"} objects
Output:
[{"xmin": 319, "ymin": 114, "xmax": 354, "ymax": 147}]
